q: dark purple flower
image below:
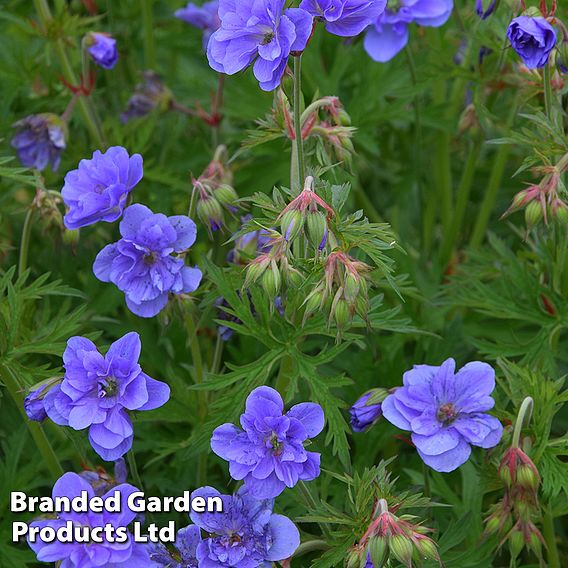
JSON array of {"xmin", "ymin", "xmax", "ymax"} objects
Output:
[
  {"xmin": 364, "ymin": 0, "xmax": 453, "ymax": 62},
  {"xmin": 24, "ymin": 384, "xmax": 49, "ymax": 422},
  {"xmin": 27, "ymin": 472, "xmax": 152, "ymax": 567},
  {"xmin": 11, "ymin": 113, "xmax": 66, "ymax": 172},
  {"xmin": 190, "ymin": 485, "xmax": 300, "ymax": 566},
  {"xmin": 207, "ymin": 0, "xmax": 314, "ymax": 91},
  {"xmin": 93, "ymin": 204, "xmax": 202, "ymax": 318},
  {"xmin": 350, "ymin": 391, "xmax": 382, "ymax": 432},
  {"xmin": 148, "ymin": 525, "xmax": 201, "ymax": 567},
  {"xmin": 300, "ymin": 0, "xmax": 386, "ymax": 37},
  {"xmin": 175, "ymin": 1, "xmax": 221, "ymax": 50},
  {"xmin": 87, "ymin": 32, "xmax": 119, "ymax": 69},
  {"xmin": 211, "ymin": 386, "xmax": 324, "ymax": 498},
  {"xmin": 382, "ymin": 358, "xmax": 503, "ymax": 473},
  {"xmin": 476, "ymin": 0, "xmax": 496, "ymax": 20},
  {"xmin": 507, "ymin": 16, "xmax": 557, "ymax": 69},
  {"xmin": 121, "ymin": 71, "xmax": 172, "ymax": 123},
  {"xmin": 44, "ymin": 332, "xmax": 170, "ymax": 461},
  {"xmin": 62, "ymin": 146, "xmax": 143, "ymax": 230}
]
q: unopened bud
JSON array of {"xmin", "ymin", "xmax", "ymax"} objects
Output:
[
  {"xmin": 389, "ymin": 534, "xmax": 414, "ymax": 567},
  {"xmin": 499, "ymin": 463, "xmax": 513, "ymax": 487},
  {"xmin": 508, "ymin": 530, "xmax": 524, "ymax": 559},
  {"xmin": 62, "ymin": 228, "xmax": 80, "ymax": 248},
  {"xmin": 197, "ymin": 195, "xmax": 224, "ymax": 232},
  {"xmin": 214, "ymin": 184, "xmax": 239, "ymax": 208},
  {"xmin": 261, "ymin": 260, "xmax": 281, "ymax": 299},
  {"xmin": 244, "ymin": 256, "xmax": 270, "ymax": 287},
  {"xmin": 280, "ymin": 209, "xmax": 304, "ymax": 242},
  {"xmin": 525, "ymin": 200, "xmax": 543, "ymax": 227},
  {"xmin": 517, "ymin": 464, "xmax": 539, "ymax": 490},
  {"xmin": 553, "ymin": 201, "xmax": 568, "ymax": 225},
  {"xmin": 306, "ymin": 211, "xmax": 328, "ymax": 250},
  {"xmin": 338, "ymin": 108, "xmax": 351, "ymax": 127},
  {"xmin": 528, "ymin": 531, "xmax": 542, "ymax": 557},
  {"xmin": 484, "ymin": 514, "xmax": 501, "ymax": 536},
  {"xmin": 333, "ymin": 298, "xmax": 351, "ymax": 330},
  {"xmin": 368, "ymin": 536, "xmax": 389, "ymax": 566},
  {"xmin": 414, "ymin": 536, "xmax": 439, "ymax": 562},
  {"xmin": 345, "ymin": 550, "xmax": 360, "ymax": 568},
  {"xmin": 344, "ymin": 272, "xmax": 361, "ymax": 303}
]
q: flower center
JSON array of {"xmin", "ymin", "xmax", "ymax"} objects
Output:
[
  {"xmin": 437, "ymin": 403, "xmax": 458, "ymax": 425},
  {"xmin": 144, "ymin": 251, "xmax": 156, "ymax": 265},
  {"xmin": 269, "ymin": 433, "xmax": 283, "ymax": 456},
  {"xmin": 99, "ymin": 377, "xmax": 118, "ymax": 398},
  {"xmin": 262, "ymin": 31, "xmax": 274, "ymax": 45}
]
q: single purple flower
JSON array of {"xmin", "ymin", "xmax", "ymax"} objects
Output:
[
  {"xmin": 87, "ymin": 32, "xmax": 119, "ymax": 69},
  {"xmin": 382, "ymin": 358, "xmax": 503, "ymax": 473},
  {"xmin": 211, "ymin": 386, "xmax": 324, "ymax": 498},
  {"xmin": 148, "ymin": 525, "xmax": 201, "ymax": 567},
  {"xmin": 11, "ymin": 113, "xmax": 66, "ymax": 172},
  {"xmin": 44, "ymin": 332, "xmax": 170, "ymax": 461},
  {"xmin": 190, "ymin": 485, "xmax": 300, "ymax": 566},
  {"xmin": 507, "ymin": 16, "xmax": 557, "ymax": 69},
  {"xmin": 300, "ymin": 0, "xmax": 386, "ymax": 37},
  {"xmin": 350, "ymin": 391, "xmax": 382, "ymax": 432},
  {"xmin": 364, "ymin": 0, "xmax": 453, "ymax": 62},
  {"xmin": 93, "ymin": 204, "xmax": 202, "ymax": 318},
  {"xmin": 207, "ymin": 0, "xmax": 314, "ymax": 91},
  {"xmin": 24, "ymin": 384, "xmax": 49, "ymax": 422},
  {"xmin": 27, "ymin": 472, "xmax": 153, "ymax": 567},
  {"xmin": 62, "ymin": 146, "xmax": 143, "ymax": 230},
  {"xmin": 175, "ymin": 1, "xmax": 221, "ymax": 50},
  {"xmin": 121, "ymin": 71, "xmax": 172, "ymax": 123},
  {"xmin": 476, "ymin": 0, "xmax": 496, "ymax": 20}
]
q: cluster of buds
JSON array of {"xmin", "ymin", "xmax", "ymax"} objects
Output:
[
  {"xmin": 277, "ymin": 176, "xmax": 333, "ymax": 250},
  {"xmin": 483, "ymin": 398, "xmax": 544, "ymax": 561},
  {"xmin": 503, "ymin": 152, "xmax": 568, "ymax": 227},
  {"xmin": 192, "ymin": 146, "xmax": 239, "ymax": 235},
  {"xmin": 347, "ymin": 499, "xmax": 440, "ymax": 568},
  {"xmin": 302, "ymin": 250, "xmax": 372, "ymax": 337},
  {"xmin": 243, "ymin": 231, "xmax": 304, "ymax": 302},
  {"xmin": 252, "ymin": 90, "xmax": 355, "ymax": 168}
]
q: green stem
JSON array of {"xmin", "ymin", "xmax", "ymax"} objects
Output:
[
  {"xmin": 512, "ymin": 396, "xmax": 534, "ymax": 449},
  {"xmin": 0, "ymin": 362, "xmax": 63, "ymax": 479},
  {"xmin": 469, "ymin": 99, "xmax": 519, "ymax": 248},
  {"xmin": 440, "ymin": 140, "xmax": 482, "ymax": 265},
  {"xmin": 543, "ymin": 65, "xmax": 554, "ymax": 123},
  {"xmin": 292, "ymin": 539, "xmax": 330, "ymax": 557},
  {"xmin": 18, "ymin": 206, "xmax": 35, "ymax": 279},
  {"xmin": 293, "ymin": 55, "xmax": 305, "ymax": 194},
  {"xmin": 33, "ymin": 0, "xmax": 105, "ymax": 147},
  {"xmin": 142, "ymin": 0, "xmax": 157, "ymax": 69},
  {"xmin": 211, "ymin": 334, "xmax": 224, "ymax": 374},
  {"xmin": 127, "ymin": 450, "xmax": 145, "ymax": 491},
  {"xmin": 542, "ymin": 504, "xmax": 560, "ymax": 568}
]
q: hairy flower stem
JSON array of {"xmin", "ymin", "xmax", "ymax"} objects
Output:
[
  {"xmin": 511, "ymin": 396, "xmax": 534, "ymax": 448},
  {"xmin": 18, "ymin": 205, "xmax": 35, "ymax": 279},
  {"xmin": 0, "ymin": 362, "xmax": 63, "ymax": 479},
  {"xmin": 33, "ymin": 0, "xmax": 105, "ymax": 148},
  {"xmin": 469, "ymin": 98, "xmax": 519, "ymax": 248},
  {"xmin": 211, "ymin": 334, "xmax": 224, "ymax": 374},
  {"xmin": 542, "ymin": 503, "xmax": 561, "ymax": 568},
  {"xmin": 142, "ymin": 0, "xmax": 157, "ymax": 69},
  {"xmin": 293, "ymin": 55, "xmax": 306, "ymax": 195},
  {"xmin": 292, "ymin": 539, "xmax": 330, "ymax": 557}
]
